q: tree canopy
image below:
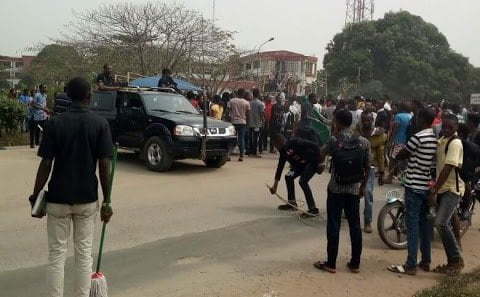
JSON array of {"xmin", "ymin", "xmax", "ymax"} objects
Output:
[
  {"xmin": 22, "ymin": 2, "xmax": 244, "ymax": 93},
  {"xmin": 324, "ymin": 11, "xmax": 480, "ymax": 102},
  {"xmin": 24, "ymin": 44, "xmax": 92, "ymax": 86}
]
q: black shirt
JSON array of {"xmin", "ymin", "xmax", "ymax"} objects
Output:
[
  {"xmin": 157, "ymin": 75, "xmax": 179, "ymax": 92},
  {"xmin": 274, "ymin": 138, "xmax": 320, "ymax": 181},
  {"xmin": 96, "ymin": 73, "xmax": 115, "ymax": 86},
  {"xmin": 38, "ymin": 104, "xmax": 113, "ymax": 204},
  {"xmin": 375, "ymin": 109, "xmax": 391, "ymax": 131}
]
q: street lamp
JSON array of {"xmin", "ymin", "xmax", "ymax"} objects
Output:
[{"xmin": 256, "ymin": 37, "xmax": 274, "ymax": 86}]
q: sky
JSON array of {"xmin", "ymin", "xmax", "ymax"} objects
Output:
[{"xmin": 1, "ymin": 0, "xmax": 479, "ymax": 67}]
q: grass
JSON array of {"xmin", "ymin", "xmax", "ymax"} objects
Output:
[
  {"xmin": 0, "ymin": 131, "xmax": 29, "ymax": 147},
  {"xmin": 415, "ymin": 269, "xmax": 480, "ymax": 297}
]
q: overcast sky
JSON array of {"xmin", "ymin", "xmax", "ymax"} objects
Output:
[{"xmin": 1, "ymin": 0, "xmax": 479, "ymax": 66}]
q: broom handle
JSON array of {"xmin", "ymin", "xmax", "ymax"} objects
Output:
[{"xmin": 95, "ymin": 145, "xmax": 118, "ymax": 273}]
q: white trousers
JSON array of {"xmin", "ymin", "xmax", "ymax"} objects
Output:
[{"xmin": 46, "ymin": 201, "xmax": 98, "ymax": 297}]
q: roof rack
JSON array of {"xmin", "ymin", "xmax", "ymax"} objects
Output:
[{"xmin": 117, "ymin": 86, "xmax": 178, "ymax": 94}]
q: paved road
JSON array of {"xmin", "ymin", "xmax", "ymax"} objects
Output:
[{"xmin": 2, "ymin": 147, "xmax": 468, "ymax": 297}]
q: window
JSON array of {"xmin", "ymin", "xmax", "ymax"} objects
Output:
[
  {"xmin": 245, "ymin": 63, "xmax": 252, "ymax": 70},
  {"xmin": 125, "ymin": 94, "xmax": 143, "ymax": 109},
  {"xmin": 91, "ymin": 92, "xmax": 116, "ymax": 111},
  {"xmin": 305, "ymin": 62, "xmax": 313, "ymax": 75},
  {"xmin": 253, "ymin": 60, "xmax": 260, "ymax": 69}
]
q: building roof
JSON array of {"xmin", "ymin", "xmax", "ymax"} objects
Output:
[{"xmin": 241, "ymin": 50, "xmax": 317, "ymax": 63}]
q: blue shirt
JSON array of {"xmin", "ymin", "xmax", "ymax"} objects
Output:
[
  {"xmin": 394, "ymin": 112, "xmax": 412, "ymax": 144},
  {"xmin": 19, "ymin": 95, "xmax": 33, "ymax": 117},
  {"xmin": 33, "ymin": 93, "xmax": 47, "ymax": 121},
  {"xmin": 19, "ymin": 95, "xmax": 31, "ymax": 104}
]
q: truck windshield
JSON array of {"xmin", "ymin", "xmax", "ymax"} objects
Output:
[{"xmin": 142, "ymin": 94, "xmax": 200, "ymax": 115}]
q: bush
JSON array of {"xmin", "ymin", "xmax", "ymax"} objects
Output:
[
  {"xmin": 0, "ymin": 95, "xmax": 27, "ymax": 134},
  {"xmin": 415, "ymin": 269, "xmax": 480, "ymax": 297}
]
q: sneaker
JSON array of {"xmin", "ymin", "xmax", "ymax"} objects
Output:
[
  {"xmin": 364, "ymin": 223, "xmax": 373, "ymax": 234},
  {"xmin": 278, "ymin": 204, "xmax": 297, "ymax": 211},
  {"xmin": 347, "ymin": 262, "xmax": 360, "ymax": 273},
  {"xmin": 300, "ymin": 208, "xmax": 319, "ymax": 218},
  {"xmin": 238, "ymin": 156, "xmax": 243, "ymax": 162}
]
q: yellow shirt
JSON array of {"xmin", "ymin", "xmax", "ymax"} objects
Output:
[
  {"xmin": 211, "ymin": 104, "xmax": 224, "ymax": 120},
  {"xmin": 437, "ymin": 136, "xmax": 464, "ymax": 195}
]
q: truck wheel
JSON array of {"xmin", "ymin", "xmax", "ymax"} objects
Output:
[
  {"xmin": 204, "ymin": 154, "xmax": 229, "ymax": 168},
  {"xmin": 143, "ymin": 136, "xmax": 173, "ymax": 172}
]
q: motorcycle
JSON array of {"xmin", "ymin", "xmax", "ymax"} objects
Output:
[{"xmin": 377, "ymin": 182, "xmax": 478, "ymax": 250}]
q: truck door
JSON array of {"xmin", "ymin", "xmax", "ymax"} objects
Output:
[{"xmin": 117, "ymin": 93, "xmax": 146, "ymax": 147}]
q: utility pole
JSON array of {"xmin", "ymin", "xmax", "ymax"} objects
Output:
[
  {"xmin": 212, "ymin": 0, "xmax": 216, "ymax": 25},
  {"xmin": 325, "ymin": 71, "xmax": 328, "ymax": 97},
  {"xmin": 255, "ymin": 37, "xmax": 274, "ymax": 91}
]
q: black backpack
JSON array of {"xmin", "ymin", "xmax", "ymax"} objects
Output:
[
  {"xmin": 445, "ymin": 136, "xmax": 468, "ymax": 190},
  {"xmin": 330, "ymin": 136, "xmax": 368, "ymax": 184}
]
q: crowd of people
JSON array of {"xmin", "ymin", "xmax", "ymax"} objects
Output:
[
  {"xmin": 4, "ymin": 85, "xmax": 50, "ymax": 148},
  {"xmin": 13, "ymin": 67, "xmax": 480, "ymax": 296},
  {"xmin": 253, "ymin": 92, "xmax": 479, "ymax": 276}
]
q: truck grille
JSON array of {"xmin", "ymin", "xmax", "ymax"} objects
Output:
[{"xmin": 194, "ymin": 127, "xmax": 228, "ymax": 136}]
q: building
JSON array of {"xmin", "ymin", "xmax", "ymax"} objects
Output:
[
  {"xmin": 0, "ymin": 55, "xmax": 34, "ymax": 87},
  {"xmin": 240, "ymin": 50, "xmax": 318, "ymax": 96}
]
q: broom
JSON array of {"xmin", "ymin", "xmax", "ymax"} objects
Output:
[{"xmin": 90, "ymin": 145, "xmax": 118, "ymax": 297}]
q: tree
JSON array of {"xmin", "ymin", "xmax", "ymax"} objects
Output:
[
  {"xmin": 324, "ymin": 11, "xmax": 480, "ymax": 102},
  {"xmin": 25, "ymin": 44, "xmax": 91, "ymax": 86},
  {"xmin": 64, "ymin": 2, "xmax": 237, "ymax": 78}
]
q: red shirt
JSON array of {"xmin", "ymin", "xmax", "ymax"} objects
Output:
[
  {"xmin": 264, "ymin": 102, "xmax": 273, "ymax": 122},
  {"xmin": 190, "ymin": 99, "xmax": 200, "ymax": 109}
]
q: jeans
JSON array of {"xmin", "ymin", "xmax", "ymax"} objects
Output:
[
  {"xmin": 30, "ymin": 119, "xmax": 46, "ymax": 146},
  {"xmin": 326, "ymin": 190, "xmax": 362, "ymax": 269},
  {"xmin": 261, "ymin": 122, "xmax": 270, "ymax": 151},
  {"xmin": 435, "ymin": 191, "xmax": 463, "ymax": 263},
  {"xmin": 248, "ymin": 127, "xmax": 262, "ymax": 155},
  {"xmin": 233, "ymin": 124, "xmax": 246, "ymax": 156},
  {"xmin": 363, "ymin": 167, "xmax": 375, "ymax": 225},
  {"xmin": 285, "ymin": 163, "xmax": 317, "ymax": 210},
  {"xmin": 47, "ymin": 202, "xmax": 98, "ymax": 297},
  {"xmin": 404, "ymin": 187, "xmax": 431, "ymax": 269}
]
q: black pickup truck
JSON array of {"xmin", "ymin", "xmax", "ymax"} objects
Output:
[{"xmin": 54, "ymin": 89, "xmax": 236, "ymax": 171}]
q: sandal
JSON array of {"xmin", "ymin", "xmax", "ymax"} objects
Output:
[
  {"xmin": 313, "ymin": 261, "xmax": 336, "ymax": 273},
  {"xmin": 434, "ymin": 264, "xmax": 462, "ymax": 276},
  {"xmin": 434, "ymin": 261, "xmax": 464, "ymax": 276},
  {"xmin": 347, "ymin": 262, "xmax": 360, "ymax": 273},
  {"xmin": 387, "ymin": 265, "xmax": 417, "ymax": 275},
  {"xmin": 433, "ymin": 264, "xmax": 450, "ymax": 274}
]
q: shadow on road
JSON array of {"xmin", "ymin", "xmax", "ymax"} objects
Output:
[
  {"xmin": 116, "ymin": 151, "xmax": 221, "ymax": 176},
  {"xmin": 1, "ymin": 217, "xmax": 320, "ymax": 297}
]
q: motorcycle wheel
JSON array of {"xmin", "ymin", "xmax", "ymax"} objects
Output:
[{"xmin": 377, "ymin": 201, "xmax": 408, "ymax": 250}]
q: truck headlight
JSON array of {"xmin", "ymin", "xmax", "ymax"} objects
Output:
[
  {"xmin": 226, "ymin": 125, "xmax": 236, "ymax": 136},
  {"xmin": 174, "ymin": 125, "xmax": 195, "ymax": 136}
]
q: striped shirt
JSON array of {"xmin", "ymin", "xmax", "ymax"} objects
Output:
[{"xmin": 404, "ymin": 128, "xmax": 437, "ymax": 191}]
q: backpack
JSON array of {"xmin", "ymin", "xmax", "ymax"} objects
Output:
[
  {"xmin": 445, "ymin": 136, "xmax": 463, "ymax": 192},
  {"xmin": 330, "ymin": 136, "xmax": 368, "ymax": 184}
]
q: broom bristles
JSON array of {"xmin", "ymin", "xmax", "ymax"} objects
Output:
[{"xmin": 90, "ymin": 272, "xmax": 108, "ymax": 297}]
